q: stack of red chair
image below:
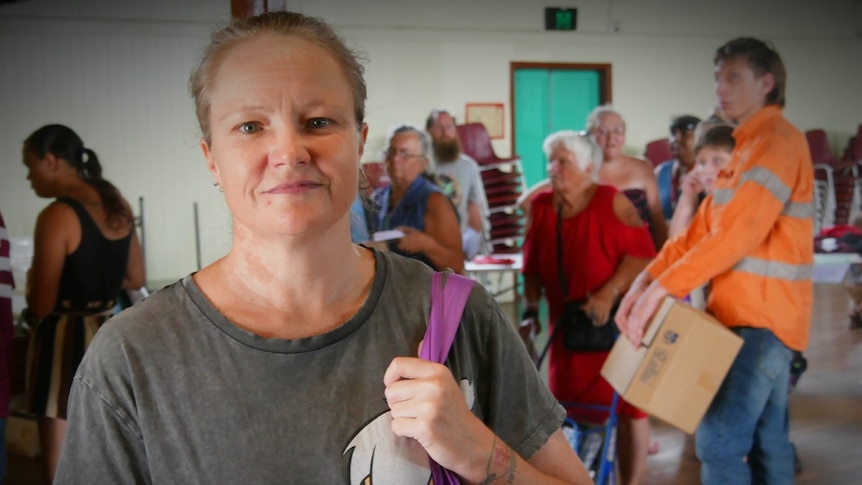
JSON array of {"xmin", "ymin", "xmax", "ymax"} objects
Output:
[
  {"xmin": 456, "ymin": 123, "xmax": 525, "ymax": 254},
  {"xmin": 806, "ymin": 129, "xmax": 845, "ymax": 228}
]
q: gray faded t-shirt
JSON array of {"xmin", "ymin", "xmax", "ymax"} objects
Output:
[{"xmin": 56, "ymin": 250, "xmax": 564, "ymax": 484}]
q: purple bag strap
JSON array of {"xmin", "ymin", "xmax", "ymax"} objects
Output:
[
  {"xmin": 420, "ymin": 272, "xmax": 475, "ymax": 363},
  {"xmin": 420, "ymin": 271, "xmax": 475, "ymax": 485}
]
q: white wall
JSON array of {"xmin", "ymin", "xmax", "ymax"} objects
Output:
[{"xmin": 1, "ymin": 0, "xmax": 860, "ymax": 284}]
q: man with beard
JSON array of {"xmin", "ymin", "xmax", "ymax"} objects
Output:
[
  {"xmin": 426, "ymin": 109, "xmax": 489, "ymax": 259},
  {"xmin": 655, "ymin": 114, "xmax": 701, "ymax": 220}
]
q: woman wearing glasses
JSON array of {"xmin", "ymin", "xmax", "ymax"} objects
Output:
[
  {"xmin": 369, "ymin": 125, "xmax": 465, "ymax": 273},
  {"xmin": 587, "ymin": 105, "xmax": 668, "ymax": 250}
]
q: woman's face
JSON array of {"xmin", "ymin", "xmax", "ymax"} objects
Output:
[
  {"xmin": 548, "ymin": 145, "xmax": 592, "ymax": 194},
  {"xmin": 22, "ymin": 146, "xmax": 54, "ymax": 198},
  {"xmin": 695, "ymin": 145, "xmax": 733, "ymax": 193},
  {"xmin": 201, "ymin": 33, "xmax": 368, "ymax": 239},
  {"xmin": 591, "ymin": 112, "xmax": 626, "ymax": 161},
  {"xmin": 384, "ymin": 131, "xmax": 427, "ymax": 191}
]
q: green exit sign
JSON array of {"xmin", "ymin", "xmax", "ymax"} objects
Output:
[{"xmin": 544, "ymin": 7, "xmax": 578, "ymax": 31}]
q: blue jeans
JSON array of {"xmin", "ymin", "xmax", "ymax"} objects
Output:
[{"xmin": 696, "ymin": 327, "xmax": 795, "ymax": 485}]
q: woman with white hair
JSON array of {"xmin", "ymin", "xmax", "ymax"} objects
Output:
[
  {"xmin": 587, "ymin": 105, "xmax": 668, "ymax": 249},
  {"xmin": 521, "ymin": 130, "xmax": 655, "ymax": 485}
]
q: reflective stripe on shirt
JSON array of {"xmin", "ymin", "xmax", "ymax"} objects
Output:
[
  {"xmin": 713, "ymin": 188, "xmax": 812, "ymax": 219},
  {"xmin": 782, "ymin": 201, "xmax": 814, "ymax": 219},
  {"xmin": 733, "ymin": 256, "xmax": 813, "ymax": 282},
  {"xmin": 740, "ymin": 166, "xmax": 791, "ymax": 202},
  {"xmin": 713, "ymin": 189, "xmax": 734, "ymax": 205}
]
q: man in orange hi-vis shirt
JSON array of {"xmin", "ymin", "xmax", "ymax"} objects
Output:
[{"xmin": 616, "ymin": 37, "xmax": 813, "ymax": 485}]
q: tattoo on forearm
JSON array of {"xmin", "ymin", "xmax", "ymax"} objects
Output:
[{"xmin": 478, "ymin": 435, "xmax": 518, "ymax": 484}]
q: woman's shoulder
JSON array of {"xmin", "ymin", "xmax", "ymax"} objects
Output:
[
  {"xmin": 591, "ymin": 185, "xmax": 642, "ymax": 227},
  {"xmin": 620, "ymin": 154, "xmax": 653, "ymax": 168},
  {"xmin": 610, "ymin": 190, "xmax": 647, "ymax": 228},
  {"xmin": 74, "ymin": 278, "xmax": 209, "ymax": 401},
  {"xmin": 380, "ymin": 250, "xmax": 434, "ymax": 283},
  {"xmin": 416, "ymin": 176, "xmax": 443, "ymax": 195},
  {"xmin": 592, "ymin": 184, "xmax": 621, "ymax": 204},
  {"xmin": 380, "ymin": 252, "xmax": 493, "ymax": 317},
  {"xmin": 426, "ymin": 189, "xmax": 448, "ymax": 203},
  {"xmin": 42, "ymin": 197, "xmax": 78, "ymax": 215},
  {"xmin": 93, "ymin": 280, "xmax": 193, "ymax": 350},
  {"xmin": 595, "ymin": 183, "xmax": 619, "ymax": 195},
  {"xmin": 532, "ymin": 190, "xmax": 555, "ymax": 207},
  {"xmin": 524, "ymin": 191, "xmax": 555, "ymax": 227},
  {"xmin": 35, "ymin": 199, "xmax": 79, "ymax": 231},
  {"xmin": 423, "ymin": 190, "xmax": 456, "ymax": 219},
  {"xmin": 620, "ymin": 155, "xmax": 658, "ymax": 179}
]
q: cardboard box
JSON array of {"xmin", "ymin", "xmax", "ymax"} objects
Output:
[{"xmin": 601, "ymin": 296, "xmax": 743, "ymax": 434}]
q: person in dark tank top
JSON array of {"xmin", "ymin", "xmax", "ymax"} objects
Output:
[{"xmin": 20, "ymin": 124, "xmax": 145, "ymax": 481}]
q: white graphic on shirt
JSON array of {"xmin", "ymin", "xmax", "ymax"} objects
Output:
[
  {"xmin": 435, "ymin": 173, "xmax": 464, "ymax": 207},
  {"xmin": 343, "ymin": 379, "xmax": 475, "ymax": 485}
]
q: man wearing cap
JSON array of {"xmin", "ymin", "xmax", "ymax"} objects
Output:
[{"xmin": 655, "ymin": 115, "xmax": 701, "ymax": 220}]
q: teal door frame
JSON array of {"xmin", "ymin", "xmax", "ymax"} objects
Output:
[{"xmin": 510, "ymin": 62, "xmax": 612, "ymax": 188}]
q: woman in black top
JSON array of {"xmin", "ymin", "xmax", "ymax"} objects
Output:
[{"xmin": 21, "ymin": 124, "xmax": 145, "ymax": 480}]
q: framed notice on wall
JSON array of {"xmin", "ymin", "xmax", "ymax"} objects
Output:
[{"xmin": 465, "ymin": 103, "xmax": 505, "ymax": 139}]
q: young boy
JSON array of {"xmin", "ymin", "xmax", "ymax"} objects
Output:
[{"xmin": 668, "ymin": 124, "xmax": 736, "ymax": 238}]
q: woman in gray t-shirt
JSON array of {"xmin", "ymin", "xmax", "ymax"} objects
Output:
[{"xmin": 55, "ymin": 11, "xmax": 590, "ymax": 485}]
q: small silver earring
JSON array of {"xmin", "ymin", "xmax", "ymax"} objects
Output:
[{"xmin": 213, "ymin": 181, "xmax": 223, "ymax": 192}]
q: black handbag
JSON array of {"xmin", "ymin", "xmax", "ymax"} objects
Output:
[
  {"xmin": 558, "ymin": 300, "xmax": 619, "ymax": 352},
  {"xmin": 554, "ymin": 206, "xmax": 618, "ymax": 352}
]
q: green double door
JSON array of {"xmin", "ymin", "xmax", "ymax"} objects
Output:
[{"xmin": 513, "ymin": 66, "xmax": 606, "ymax": 188}]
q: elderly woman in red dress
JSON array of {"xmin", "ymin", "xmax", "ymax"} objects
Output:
[{"xmin": 521, "ymin": 130, "xmax": 655, "ymax": 485}]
